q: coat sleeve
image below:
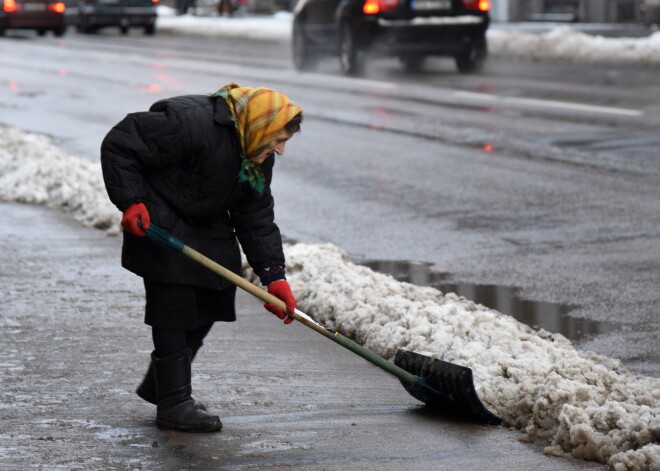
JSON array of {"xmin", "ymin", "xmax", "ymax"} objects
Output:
[
  {"xmin": 229, "ymin": 156, "xmax": 286, "ymax": 283},
  {"xmin": 101, "ymin": 106, "xmax": 193, "ymax": 211}
]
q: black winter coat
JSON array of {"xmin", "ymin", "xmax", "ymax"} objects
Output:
[{"xmin": 101, "ymin": 95, "xmax": 285, "ymax": 290}]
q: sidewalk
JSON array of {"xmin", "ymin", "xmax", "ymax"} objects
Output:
[{"xmin": 0, "ymin": 202, "xmax": 606, "ymax": 471}]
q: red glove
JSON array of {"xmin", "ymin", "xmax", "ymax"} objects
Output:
[
  {"xmin": 265, "ymin": 280, "xmax": 296, "ymax": 325},
  {"xmin": 121, "ymin": 202, "xmax": 150, "ymax": 236}
]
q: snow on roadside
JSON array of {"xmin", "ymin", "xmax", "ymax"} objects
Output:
[
  {"xmin": 0, "ymin": 125, "xmax": 121, "ymax": 234},
  {"xmin": 156, "ymin": 9, "xmax": 296, "ymax": 41},
  {"xmin": 488, "ymin": 27, "xmax": 660, "ymax": 67},
  {"xmin": 277, "ymin": 243, "xmax": 660, "ymax": 470},
  {"xmin": 1, "ymin": 124, "xmax": 658, "ymax": 470}
]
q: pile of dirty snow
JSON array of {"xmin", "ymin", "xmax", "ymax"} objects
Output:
[
  {"xmin": 488, "ymin": 27, "xmax": 660, "ymax": 67},
  {"xmin": 270, "ymin": 244, "xmax": 659, "ymax": 470},
  {"xmin": 0, "ymin": 125, "xmax": 121, "ymax": 234},
  {"xmin": 1, "ymin": 125, "xmax": 658, "ymax": 470}
]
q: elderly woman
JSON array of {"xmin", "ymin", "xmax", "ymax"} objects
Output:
[{"xmin": 101, "ymin": 83, "xmax": 302, "ymax": 433}]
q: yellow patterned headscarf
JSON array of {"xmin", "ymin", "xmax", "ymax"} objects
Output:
[{"xmin": 212, "ymin": 83, "xmax": 303, "ymax": 194}]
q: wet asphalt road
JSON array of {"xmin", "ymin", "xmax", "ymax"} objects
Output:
[{"xmin": 0, "ymin": 202, "xmax": 606, "ymax": 470}]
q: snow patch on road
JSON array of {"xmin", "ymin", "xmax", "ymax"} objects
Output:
[{"xmin": 0, "ymin": 124, "xmax": 658, "ymax": 470}]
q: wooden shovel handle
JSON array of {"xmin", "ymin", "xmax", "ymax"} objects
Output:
[{"xmin": 145, "ymin": 224, "xmax": 417, "ymax": 384}]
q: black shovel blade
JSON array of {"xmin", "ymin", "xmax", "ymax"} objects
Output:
[{"xmin": 394, "ymin": 349, "xmax": 501, "ymax": 425}]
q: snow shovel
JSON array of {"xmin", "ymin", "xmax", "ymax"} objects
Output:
[{"xmin": 144, "ymin": 224, "xmax": 501, "ymax": 425}]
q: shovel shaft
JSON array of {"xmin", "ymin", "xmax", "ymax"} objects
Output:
[{"xmin": 145, "ymin": 224, "xmax": 417, "ymax": 386}]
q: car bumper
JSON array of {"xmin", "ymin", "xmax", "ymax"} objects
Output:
[
  {"xmin": 366, "ymin": 15, "xmax": 488, "ymax": 56},
  {"xmin": 2, "ymin": 12, "xmax": 64, "ymax": 28},
  {"xmin": 79, "ymin": 7, "xmax": 156, "ymax": 27}
]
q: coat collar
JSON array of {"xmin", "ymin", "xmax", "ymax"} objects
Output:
[{"xmin": 213, "ymin": 96, "xmax": 234, "ymax": 126}]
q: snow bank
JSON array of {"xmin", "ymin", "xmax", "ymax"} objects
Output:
[
  {"xmin": 276, "ymin": 243, "xmax": 660, "ymax": 470},
  {"xmin": 488, "ymin": 27, "xmax": 660, "ymax": 67},
  {"xmin": 156, "ymin": 10, "xmax": 295, "ymax": 41},
  {"xmin": 1, "ymin": 125, "xmax": 658, "ymax": 470},
  {"xmin": 0, "ymin": 125, "xmax": 121, "ymax": 234}
]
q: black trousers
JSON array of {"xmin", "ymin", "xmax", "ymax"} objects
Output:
[
  {"xmin": 144, "ymin": 279, "xmax": 237, "ymax": 357},
  {"xmin": 151, "ymin": 323, "xmax": 213, "ymax": 358},
  {"xmin": 143, "ymin": 279, "xmax": 236, "ymax": 330}
]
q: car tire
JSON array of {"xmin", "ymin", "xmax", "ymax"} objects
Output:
[
  {"xmin": 144, "ymin": 24, "xmax": 155, "ymax": 35},
  {"xmin": 120, "ymin": 25, "xmax": 129, "ymax": 35},
  {"xmin": 339, "ymin": 22, "xmax": 364, "ymax": 76},
  {"xmin": 292, "ymin": 20, "xmax": 317, "ymax": 71},
  {"xmin": 455, "ymin": 38, "xmax": 487, "ymax": 74},
  {"xmin": 37, "ymin": 29, "xmax": 47, "ymax": 36},
  {"xmin": 400, "ymin": 54, "xmax": 426, "ymax": 73},
  {"xmin": 54, "ymin": 26, "xmax": 66, "ymax": 37}
]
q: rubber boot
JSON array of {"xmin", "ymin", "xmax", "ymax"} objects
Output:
[
  {"xmin": 152, "ymin": 348, "xmax": 222, "ymax": 433},
  {"xmin": 136, "ymin": 340, "xmax": 207, "ymax": 410}
]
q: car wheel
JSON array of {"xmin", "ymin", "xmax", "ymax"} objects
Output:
[
  {"xmin": 292, "ymin": 20, "xmax": 317, "ymax": 71},
  {"xmin": 120, "ymin": 25, "xmax": 129, "ymax": 35},
  {"xmin": 339, "ymin": 22, "xmax": 364, "ymax": 76},
  {"xmin": 144, "ymin": 24, "xmax": 156, "ymax": 35},
  {"xmin": 400, "ymin": 54, "xmax": 426, "ymax": 73},
  {"xmin": 455, "ymin": 39, "xmax": 487, "ymax": 74},
  {"xmin": 37, "ymin": 29, "xmax": 47, "ymax": 37},
  {"xmin": 54, "ymin": 26, "xmax": 66, "ymax": 37}
]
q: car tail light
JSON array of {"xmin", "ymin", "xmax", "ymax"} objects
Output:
[
  {"xmin": 152, "ymin": 0, "xmax": 159, "ymax": 3},
  {"xmin": 363, "ymin": 0, "xmax": 399, "ymax": 14},
  {"xmin": 3, "ymin": 0, "xmax": 19, "ymax": 12},
  {"xmin": 462, "ymin": 0, "xmax": 490, "ymax": 11},
  {"xmin": 48, "ymin": 2, "xmax": 66, "ymax": 12}
]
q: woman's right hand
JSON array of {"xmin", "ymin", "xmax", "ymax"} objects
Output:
[
  {"xmin": 264, "ymin": 280, "xmax": 296, "ymax": 324},
  {"xmin": 121, "ymin": 202, "xmax": 150, "ymax": 236}
]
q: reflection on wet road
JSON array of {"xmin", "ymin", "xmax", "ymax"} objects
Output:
[{"xmin": 363, "ymin": 259, "xmax": 618, "ymax": 341}]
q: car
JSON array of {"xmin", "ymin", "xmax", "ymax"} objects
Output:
[
  {"xmin": 0, "ymin": 0, "xmax": 67, "ymax": 36},
  {"xmin": 76, "ymin": 0, "xmax": 158, "ymax": 35},
  {"xmin": 292, "ymin": 0, "xmax": 491, "ymax": 75}
]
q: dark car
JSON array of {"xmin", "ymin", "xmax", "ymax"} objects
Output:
[
  {"xmin": 0, "ymin": 0, "xmax": 67, "ymax": 36},
  {"xmin": 292, "ymin": 0, "xmax": 490, "ymax": 74},
  {"xmin": 77, "ymin": 0, "xmax": 158, "ymax": 35}
]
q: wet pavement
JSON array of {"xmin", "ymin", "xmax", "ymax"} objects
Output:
[{"xmin": 0, "ymin": 202, "xmax": 607, "ymax": 470}]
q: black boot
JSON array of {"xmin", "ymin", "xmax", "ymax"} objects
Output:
[
  {"xmin": 152, "ymin": 348, "xmax": 222, "ymax": 433},
  {"xmin": 136, "ymin": 340, "xmax": 206, "ymax": 410}
]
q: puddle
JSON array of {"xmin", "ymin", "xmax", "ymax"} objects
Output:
[{"xmin": 361, "ymin": 260, "xmax": 616, "ymax": 341}]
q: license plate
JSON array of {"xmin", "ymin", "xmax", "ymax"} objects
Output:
[
  {"xmin": 22, "ymin": 2, "xmax": 47, "ymax": 11},
  {"xmin": 411, "ymin": 0, "xmax": 451, "ymax": 10}
]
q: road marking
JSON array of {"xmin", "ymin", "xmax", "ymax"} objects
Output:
[{"xmin": 454, "ymin": 91, "xmax": 643, "ymax": 117}]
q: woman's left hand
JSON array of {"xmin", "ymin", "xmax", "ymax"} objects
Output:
[{"xmin": 265, "ymin": 280, "xmax": 296, "ymax": 324}]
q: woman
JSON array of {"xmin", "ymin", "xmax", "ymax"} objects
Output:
[{"xmin": 101, "ymin": 83, "xmax": 302, "ymax": 433}]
